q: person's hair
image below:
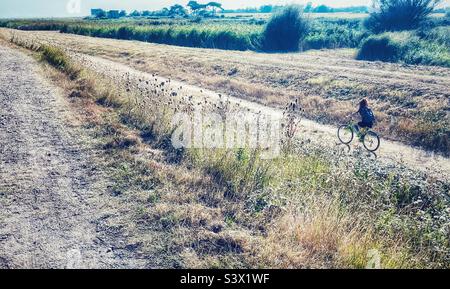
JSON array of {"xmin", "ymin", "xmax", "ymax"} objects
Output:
[{"xmin": 359, "ymin": 99, "xmax": 368, "ymax": 108}]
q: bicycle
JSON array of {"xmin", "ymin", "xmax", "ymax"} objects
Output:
[{"xmin": 337, "ymin": 120, "xmax": 380, "ymax": 152}]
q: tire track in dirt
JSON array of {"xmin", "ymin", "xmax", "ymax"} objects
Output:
[{"xmin": 0, "ymin": 44, "xmax": 144, "ymax": 268}]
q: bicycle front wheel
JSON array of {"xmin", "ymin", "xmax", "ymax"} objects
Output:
[
  {"xmin": 338, "ymin": 125, "xmax": 354, "ymax": 145},
  {"xmin": 363, "ymin": 131, "xmax": 380, "ymax": 152}
]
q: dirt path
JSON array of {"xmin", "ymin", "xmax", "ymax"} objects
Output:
[
  {"xmin": 71, "ymin": 53, "xmax": 450, "ymax": 180},
  {"xmin": 0, "ymin": 44, "xmax": 144, "ymax": 268}
]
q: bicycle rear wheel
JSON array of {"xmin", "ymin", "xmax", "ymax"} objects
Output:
[
  {"xmin": 338, "ymin": 125, "xmax": 354, "ymax": 145},
  {"xmin": 363, "ymin": 131, "xmax": 380, "ymax": 152}
]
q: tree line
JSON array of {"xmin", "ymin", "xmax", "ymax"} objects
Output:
[
  {"xmin": 90, "ymin": 1, "xmax": 225, "ymax": 19},
  {"xmin": 89, "ymin": 2, "xmax": 380, "ymax": 20}
]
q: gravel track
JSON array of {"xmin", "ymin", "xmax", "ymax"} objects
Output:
[{"xmin": 0, "ymin": 44, "xmax": 143, "ymax": 268}]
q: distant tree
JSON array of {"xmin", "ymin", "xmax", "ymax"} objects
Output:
[
  {"xmin": 304, "ymin": 2, "xmax": 313, "ymax": 12},
  {"xmin": 207, "ymin": 2, "xmax": 224, "ymax": 12},
  {"xmin": 129, "ymin": 10, "xmax": 141, "ymax": 17},
  {"xmin": 119, "ymin": 10, "xmax": 127, "ymax": 17},
  {"xmin": 187, "ymin": 1, "xmax": 224, "ymax": 16},
  {"xmin": 161, "ymin": 8, "xmax": 170, "ymax": 16},
  {"xmin": 169, "ymin": 4, "xmax": 188, "ymax": 17},
  {"xmin": 141, "ymin": 10, "xmax": 151, "ymax": 17},
  {"xmin": 313, "ymin": 5, "xmax": 333, "ymax": 13},
  {"xmin": 196, "ymin": 10, "xmax": 211, "ymax": 17},
  {"xmin": 259, "ymin": 5, "xmax": 273, "ymax": 13},
  {"xmin": 187, "ymin": 1, "xmax": 203, "ymax": 13},
  {"xmin": 263, "ymin": 5, "xmax": 310, "ymax": 52},
  {"xmin": 365, "ymin": 0, "xmax": 442, "ymax": 33},
  {"xmin": 91, "ymin": 9, "xmax": 106, "ymax": 18},
  {"xmin": 107, "ymin": 10, "xmax": 120, "ymax": 19}
]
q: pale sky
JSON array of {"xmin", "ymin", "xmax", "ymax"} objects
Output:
[{"xmin": 0, "ymin": 0, "xmax": 448, "ymax": 19}]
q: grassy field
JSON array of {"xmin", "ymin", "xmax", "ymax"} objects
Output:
[
  {"xmin": 3, "ymin": 35, "xmax": 448, "ymax": 268},
  {"xmin": 0, "ymin": 16, "xmax": 367, "ymax": 51},
  {"xmin": 2, "ymin": 27, "xmax": 448, "ymax": 155},
  {"xmin": 1, "ymin": 13, "xmax": 448, "ymax": 65},
  {"xmin": 0, "ymin": 9, "xmax": 448, "ymax": 268}
]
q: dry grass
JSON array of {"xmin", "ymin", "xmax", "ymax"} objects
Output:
[
  {"xmin": 2, "ymin": 28, "xmax": 447, "ymax": 154},
  {"xmin": 255, "ymin": 207, "xmax": 420, "ymax": 269},
  {"xmin": 4, "ymin": 34, "xmax": 449, "ymax": 268}
]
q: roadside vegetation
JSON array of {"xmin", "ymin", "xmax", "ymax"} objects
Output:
[
  {"xmin": 364, "ymin": 0, "xmax": 441, "ymax": 33},
  {"xmin": 3, "ymin": 27, "xmax": 449, "ymax": 155},
  {"xmin": 0, "ymin": 15, "xmax": 365, "ymax": 52},
  {"xmin": 357, "ymin": 28, "xmax": 450, "ymax": 67},
  {"xmin": 61, "ymin": 22, "xmax": 262, "ymax": 51},
  {"xmin": 3, "ymin": 33, "xmax": 448, "ymax": 268},
  {"xmin": 1, "ymin": 2, "xmax": 448, "ymax": 69},
  {"xmin": 262, "ymin": 5, "xmax": 309, "ymax": 52},
  {"xmin": 357, "ymin": 0, "xmax": 450, "ymax": 67},
  {"xmin": 0, "ymin": 0, "xmax": 376, "ymax": 54}
]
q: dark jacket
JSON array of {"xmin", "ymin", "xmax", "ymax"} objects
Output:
[{"xmin": 358, "ymin": 107, "xmax": 375, "ymax": 125}]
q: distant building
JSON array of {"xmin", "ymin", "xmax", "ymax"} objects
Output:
[
  {"xmin": 107, "ymin": 10, "xmax": 120, "ymax": 19},
  {"xmin": 91, "ymin": 8, "xmax": 105, "ymax": 18}
]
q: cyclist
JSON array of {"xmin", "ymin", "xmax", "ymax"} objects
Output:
[{"xmin": 354, "ymin": 99, "xmax": 375, "ymax": 140}]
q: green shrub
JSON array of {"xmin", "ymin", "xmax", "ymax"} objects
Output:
[
  {"xmin": 59, "ymin": 23, "xmax": 262, "ymax": 51},
  {"xmin": 40, "ymin": 45, "xmax": 69, "ymax": 68},
  {"xmin": 39, "ymin": 45, "xmax": 80, "ymax": 77},
  {"xmin": 364, "ymin": 0, "xmax": 441, "ymax": 33},
  {"xmin": 402, "ymin": 38, "xmax": 450, "ymax": 67},
  {"xmin": 262, "ymin": 5, "xmax": 310, "ymax": 52},
  {"xmin": 0, "ymin": 20, "xmax": 64, "ymax": 31},
  {"xmin": 357, "ymin": 31, "xmax": 450, "ymax": 67},
  {"xmin": 3, "ymin": 17, "xmax": 447, "ymax": 58},
  {"xmin": 357, "ymin": 33, "xmax": 402, "ymax": 61},
  {"xmin": 117, "ymin": 26, "xmax": 134, "ymax": 40},
  {"xmin": 0, "ymin": 18, "xmax": 366, "ymax": 52},
  {"xmin": 417, "ymin": 26, "xmax": 450, "ymax": 46},
  {"xmin": 189, "ymin": 148, "xmax": 272, "ymax": 199},
  {"xmin": 305, "ymin": 18, "xmax": 366, "ymax": 49}
]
